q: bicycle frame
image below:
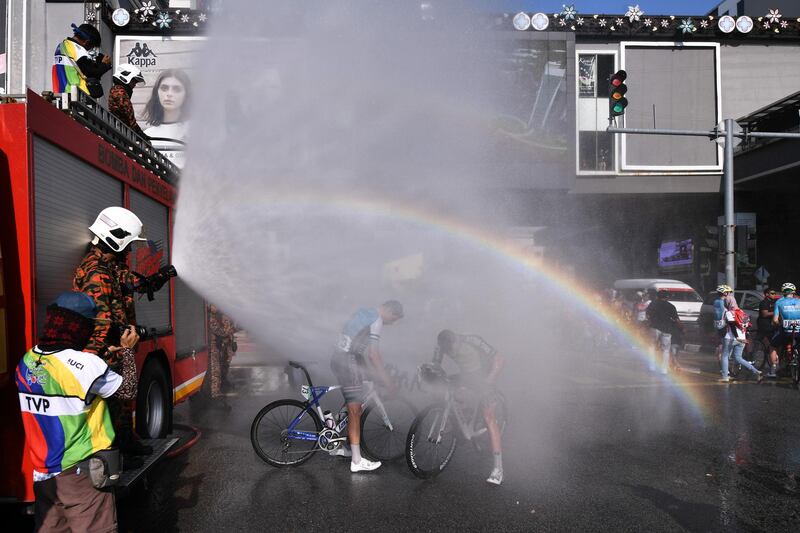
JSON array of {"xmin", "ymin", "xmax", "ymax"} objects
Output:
[{"xmin": 428, "ymin": 388, "xmax": 488, "ymax": 444}]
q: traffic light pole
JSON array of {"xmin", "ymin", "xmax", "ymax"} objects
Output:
[{"xmin": 606, "ymin": 124, "xmax": 800, "ymax": 289}]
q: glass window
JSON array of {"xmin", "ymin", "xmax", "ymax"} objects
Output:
[
  {"xmin": 662, "ymin": 290, "xmax": 703, "ymax": 303},
  {"xmin": 579, "ymin": 131, "xmax": 614, "ymax": 171},
  {"xmin": 578, "ymin": 54, "xmax": 614, "ymax": 98},
  {"xmin": 742, "ymin": 293, "xmax": 762, "ymax": 311}
]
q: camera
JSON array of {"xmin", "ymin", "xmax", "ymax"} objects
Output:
[{"xmin": 106, "ymin": 323, "xmax": 150, "ymax": 347}]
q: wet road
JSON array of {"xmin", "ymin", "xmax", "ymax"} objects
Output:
[{"xmin": 119, "ymin": 345, "xmax": 800, "ymax": 532}]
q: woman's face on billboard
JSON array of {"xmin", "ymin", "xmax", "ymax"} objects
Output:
[{"xmin": 158, "ymin": 76, "xmax": 186, "ymax": 113}]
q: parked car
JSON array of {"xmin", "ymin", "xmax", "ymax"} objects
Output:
[
  {"xmin": 699, "ymin": 289, "xmax": 764, "ymax": 336},
  {"xmin": 613, "ymin": 278, "xmax": 704, "ymax": 323}
]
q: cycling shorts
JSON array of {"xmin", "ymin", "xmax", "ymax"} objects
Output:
[
  {"xmin": 330, "ymin": 351, "xmax": 365, "ymax": 404},
  {"xmin": 771, "ymin": 330, "xmax": 798, "ymax": 349}
]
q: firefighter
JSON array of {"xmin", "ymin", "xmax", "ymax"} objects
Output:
[
  {"xmin": 73, "ymin": 206, "xmax": 176, "ymax": 462},
  {"xmin": 16, "ymin": 292, "xmax": 140, "ymax": 533},
  {"xmin": 109, "ymin": 63, "xmax": 146, "ymax": 138},
  {"xmin": 207, "ymin": 304, "xmax": 236, "ymax": 410}
]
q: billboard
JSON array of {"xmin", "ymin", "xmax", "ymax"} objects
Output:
[
  {"xmin": 658, "ymin": 239, "xmax": 694, "ymax": 268},
  {"xmin": 114, "ymin": 36, "xmax": 206, "ymax": 168}
]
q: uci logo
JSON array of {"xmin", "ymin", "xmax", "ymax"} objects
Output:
[
  {"xmin": 126, "ymin": 42, "xmax": 157, "ymax": 68},
  {"xmin": 68, "ymin": 359, "xmax": 85, "ymax": 371}
]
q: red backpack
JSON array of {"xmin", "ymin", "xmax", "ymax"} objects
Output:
[{"xmin": 733, "ymin": 308, "xmax": 751, "ymax": 333}]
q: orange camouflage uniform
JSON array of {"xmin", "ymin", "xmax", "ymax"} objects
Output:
[{"xmin": 208, "ymin": 310, "xmax": 236, "ymax": 398}]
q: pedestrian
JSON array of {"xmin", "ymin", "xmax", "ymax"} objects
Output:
[
  {"xmin": 16, "ymin": 292, "xmax": 140, "ymax": 533},
  {"xmin": 73, "ymin": 207, "xmax": 176, "ymax": 464},
  {"xmin": 52, "ymin": 23, "xmax": 112, "ymax": 98},
  {"xmin": 757, "ymin": 286, "xmax": 780, "ymax": 377},
  {"xmin": 219, "ymin": 312, "xmax": 238, "ymax": 390},
  {"xmin": 720, "ymin": 293, "xmax": 762, "ymax": 383},
  {"xmin": 108, "ymin": 63, "xmax": 146, "ymax": 138},
  {"xmin": 713, "ymin": 285, "xmax": 732, "ymax": 372},
  {"xmin": 646, "ymin": 289, "xmax": 680, "ymax": 374},
  {"xmin": 206, "ymin": 304, "xmax": 235, "ymax": 410}
]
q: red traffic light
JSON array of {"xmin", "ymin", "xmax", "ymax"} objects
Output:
[
  {"xmin": 610, "ymin": 70, "xmax": 627, "ymax": 87},
  {"xmin": 608, "ymin": 70, "xmax": 628, "ymax": 118}
]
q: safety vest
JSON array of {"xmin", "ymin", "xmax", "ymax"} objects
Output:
[
  {"xmin": 52, "ymin": 38, "xmax": 89, "ymax": 95},
  {"xmin": 16, "ymin": 347, "xmax": 115, "ymax": 475}
]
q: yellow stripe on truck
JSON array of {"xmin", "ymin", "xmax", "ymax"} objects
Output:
[{"xmin": 173, "ymin": 371, "xmax": 206, "ymax": 403}]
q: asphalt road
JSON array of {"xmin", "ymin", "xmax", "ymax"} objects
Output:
[{"xmin": 118, "ymin": 343, "xmax": 800, "ymax": 532}]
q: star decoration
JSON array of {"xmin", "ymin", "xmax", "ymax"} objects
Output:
[
  {"xmin": 577, "ymin": 17, "xmax": 584, "ymax": 26},
  {"xmin": 660, "ymin": 19, "xmax": 670, "ymax": 28},
  {"xmin": 700, "ymin": 20, "xmax": 708, "ymax": 28},
  {"xmin": 780, "ymin": 20, "xmax": 789, "ymax": 28},
  {"xmin": 599, "ymin": 18, "xmax": 607, "ymax": 27},
  {"xmin": 678, "ymin": 18, "xmax": 695, "ymax": 33},
  {"xmin": 138, "ymin": 1, "xmax": 155, "ymax": 19},
  {"xmin": 625, "ymin": 5, "xmax": 644, "ymax": 23},
  {"xmin": 615, "ymin": 18, "xmax": 624, "ymax": 26},
  {"xmin": 763, "ymin": 22, "xmax": 771, "ymax": 29},
  {"xmin": 560, "ymin": 5, "xmax": 577, "ymax": 21},
  {"xmin": 643, "ymin": 18, "xmax": 652, "ymax": 27},
  {"xmin": 766, "ymin": 9, "xmax": 782, "ymax": 24},
  {"xmin": 154, "ymin": 11, "xmax": 172, "ymax": 29},
  {"xmin": 198, "ymin": 12, "xmax": 208, "ymax": 22},
  {"xmin": 180, "ymin": 14, "xmax": 190, "ymax": 23}
]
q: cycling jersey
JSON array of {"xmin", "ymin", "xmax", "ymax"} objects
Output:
[
  {"xmin": 774, "ymin": 296, "xmax": 800, "ymax": 332},
  {"xmin": 335, "ymin": 308, "xmax": 382, "ymax": 358},
  {"xmin": 435, "ymin": 334, "xmax": 497, "ymax": 376},
  {"xmin": 713, "ymin": 297, "xmax": 727, "ymax": 330}
]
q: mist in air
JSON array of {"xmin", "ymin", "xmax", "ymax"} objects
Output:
[{"xmin": 171, "ymin": 1, "xmax": 684, "ymax": 475}]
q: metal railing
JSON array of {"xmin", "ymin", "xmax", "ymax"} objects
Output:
[{"xmin": 46, "ymin": 91, "xmax": 181, "ymax": 185}]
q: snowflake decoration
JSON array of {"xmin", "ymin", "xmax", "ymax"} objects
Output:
[
  {"xmin": 138, "ymin": 1, "xmax": 155, "ymax": 19},
  {"xmin": 85, "ymin": 11, "xmax": 96, "ymax": 22},
  {"xmin": 558, "ymin": 18, "xmax": 566, "ymax": 26},
  {"xmin": 781, "ymin": 20, "xmax": 789, "ymax": 28},
  {"xmin": 198, "ymin": 12, "xmax": 208, "ymax": 22},
  {"xmin": 560, "ymin": 5, "xmax": 577, "ymax": 22},
  {"xmin": 180, "ymin": 14, "xmax": 190, "ymax": 23},
  {"xmin": 660, "ymin": 19, "xmax": 670, "ymax": 28},
  {"xmin": 763, "ymin": 22, "xmax": 771, "ymax": 29},
  {"xmin": 154, "ymin": 11, "xmax": 173, "ymax": 29},
  {"xmin": 577, "ymin": 17, "xmax": 584, "ymax": 26},
  {"xmin": 766, "ymin": 9, "xmax": 782, "ymax": 24},
  {"xmin": 625, "ymin": 5, "xmax": 644, "ymax": 23},
  {"xmin": 700, "ymin": 20, "xmax": 708, "ymax": 28},
  {"xmin": 643, "ymin": 18, "xmax": 652, "ymax": 27},
  {"xmin": 615, "ymin": 18, "xmax": 624, "ymax": 26},
  {"xmin": 598, "ymin": 18, "xmax": 607, "ymax": 27},
  {"xmin": 679, "ymin": 18, "xmax": 695, "ymax": 33}
]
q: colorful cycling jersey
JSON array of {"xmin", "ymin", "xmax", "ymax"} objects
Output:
[
  {"xmin": 774, "ymin": 296, "xmax": 800, "ymax": 331},
  {"xmin": 52, "ymin": 38, "xmax": 90, "ymax": 95},
  {"xmin": 436, "ymin": 334, "xmax": 497, "ymax": 376},
  {"xmin": 336, "ymin": 308, "xmax": 382, "ymax": 358}
]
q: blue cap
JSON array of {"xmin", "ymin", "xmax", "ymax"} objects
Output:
[{"xmin": 54, "ymin": 292, "xmax": 97, "ymax": 319}]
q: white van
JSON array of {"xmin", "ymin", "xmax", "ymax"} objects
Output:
[{"xmin": 613, "ymin": 278, "xmax": 703, "ymax": 322}]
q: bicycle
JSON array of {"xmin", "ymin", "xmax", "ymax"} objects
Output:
[
  {"xmin": 250, "ymin": 361, "xmax": 417, "ymax": 467},
  {"xmin": 405, "ymin": 366, "xmax": 507, "ymax": 479},
  {"xmin": 779, "ymin": 325, "xmax": 800, "ymax": 388}
]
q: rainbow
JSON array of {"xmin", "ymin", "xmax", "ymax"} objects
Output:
[{"xmin": 181, "ymin": 188, "xmax": 713, "ymax": 421}]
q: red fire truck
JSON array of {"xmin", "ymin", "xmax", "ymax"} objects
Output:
[{"xmin": 0, "ymin": 90, "xmax": 208, "ymax": 503}]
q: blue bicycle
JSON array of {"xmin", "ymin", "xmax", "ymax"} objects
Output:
[{"xmin": 250, "ymin": 361, "xmax": 417, "ymax": 467}]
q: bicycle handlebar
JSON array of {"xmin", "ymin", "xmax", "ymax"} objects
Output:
[{"xmin": 288, "ymin": 360, "xmax": 314, "ymax": 388}]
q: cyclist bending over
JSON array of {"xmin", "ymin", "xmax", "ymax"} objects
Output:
[
  {"xmin": 433, "ymin": 330, "xmax": 505, "ymax": 485},
  {"xmin": 330, "ymin": 300, "xmax": 403, "ymax": 473}
]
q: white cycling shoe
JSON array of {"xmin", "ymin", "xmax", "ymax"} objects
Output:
[
  {"xmin": 350, "ymin": 458, "xmax": 381, "ymax": 473},
  {"xmin": 329, "ymin": 447, "xmax": 352, "ymax": 457},
  {"xmin": 486, "ymin": 467, "xmax": 503, "ymax": 485}
]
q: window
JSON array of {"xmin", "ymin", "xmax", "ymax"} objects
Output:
[
  {"xmin": 577, "ymin": 52, "xmax": 616, "ymax": 172},
  {"xmin": 741, "ymin": 293, "xmax": 762, "ymax": 312}
]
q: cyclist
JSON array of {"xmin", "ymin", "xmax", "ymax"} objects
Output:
[
  {"xmin": 757, "ymin": 286, "xmax": 780, "ymax": 378},
  {"xmin": 713, "ymin": 285, "xmax": 733, "ymax": 374},
  {"xmin": 433, "ymin": 330, "xmax": 505, "ymax": 485},
  {"xmin": 330, "ymin": 300, "xmax": 404, "ymax": 473},
  {"xmin": 646, "ymin": 289, "xmax": 681, "ymax": 374},
  {"xmin": 771, "ymin": 283, "xmax": 800, "ymax": 362}
]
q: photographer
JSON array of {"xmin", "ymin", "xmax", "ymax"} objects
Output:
[
  {"xmin": 52, "ymin": 23, "xmax": 112, "ymax": 98},
  {"xmin": 73, "ymin": 207, "xmax": 176, "ymax": 461},
  {"xmin": 16, "ymin": 292, "xmax": 140, "ymax": 533}
]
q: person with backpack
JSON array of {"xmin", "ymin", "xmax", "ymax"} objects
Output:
[{"xmin": 720, "ymin": 293, "xmax": 762, "ymax": 383}]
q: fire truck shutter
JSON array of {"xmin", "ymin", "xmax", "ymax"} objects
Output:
[
  {"xmin": 33, "ymin": 138, "xmax": 123, "ymax": 336},
  {"xmin": 174, "ymin": 277, "xmax": 207, "ymax": 357},
  {"xmin": 129, "ymin": 189, "xmax": 171, "ymax": 332}
]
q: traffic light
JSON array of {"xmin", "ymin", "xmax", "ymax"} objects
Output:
[{"xmin": 609, "ymin": 70, "xmax": 628, "ymax": 117}]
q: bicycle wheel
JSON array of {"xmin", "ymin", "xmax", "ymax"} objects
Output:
[
  {"xmin": 750, "ymin": 339, "xmax": 770, "ymax": 370},
  {"xmin": 791, "ymin": 351, "xmax": 800, "ymax": 388},
  {"xmin": 251, "ymin": 399, "xmax": 322, "ymax": 467},
  {"xmin": 360, "ymin": 398, "xmax": 417, "ymax": 462},
  {"xmin": 406, "ymin": 404, "xmax": 458, "ymax": 479},
  {"xmin": 472, "ymin": 393, "xmax": 508, "ymax": 455}
]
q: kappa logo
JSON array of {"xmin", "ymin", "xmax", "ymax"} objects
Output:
[{"xmin": 126, "ymin": 42, "xmax": 158, "ymax": 68}]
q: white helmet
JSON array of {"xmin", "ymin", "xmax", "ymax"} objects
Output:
[
  {"xmin": 113, "ymin": 63, "xmax": 144, "ymax": 86},
  {"xmin": 89, "ymin": 207, "xmax": 146, "ymax": 252}
]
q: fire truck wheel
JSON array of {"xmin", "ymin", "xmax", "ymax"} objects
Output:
[{"xmin": 136, "ymin": 361, "xmax": 172, "ymax": 439}]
